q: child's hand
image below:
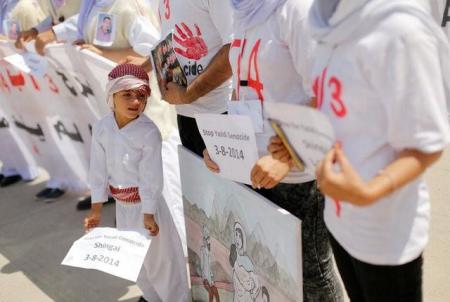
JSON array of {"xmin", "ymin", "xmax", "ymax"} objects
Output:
[
  {"xmin": 84, "ymin": 211, "xmax": 101, "ymax": 231},
  {"xmin": 144, "ymin": 214, "xmax": 159, "ymax": 236}
]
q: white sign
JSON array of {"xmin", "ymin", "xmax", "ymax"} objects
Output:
[
  {"xmin": 61, "ymin": 227, "xmax": 151, "ymax": 282},
  {"xmin": 227, "ymin": 99, "xmax": 264, "ymax": 133},
  {"xmin": 264, "ymin": 102, "xmax": 335, "ymax": 175},
  {"xmin": 195, "ymin": 114, "xmax": 259, "ymax": 185}
]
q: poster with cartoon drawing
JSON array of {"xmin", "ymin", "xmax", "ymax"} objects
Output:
[
  {"xmin": 180, "ymin": 147, "xmax": 303, "ymax": 302},
  {"xmin": 151, "ymin": 32, "xmax": 188, "ymax": 89}
]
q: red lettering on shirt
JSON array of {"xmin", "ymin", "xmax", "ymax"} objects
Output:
[
  {"xmin": 163, "ymin": 0, "xmax": 171, "ymax": 20},
  {"xmin": 313, "ymin": 68, "xmax": 347, "ymax": 118},
  {"xmin": 232, "ymin": 39, "xmax": 264, "ymax": 101}
]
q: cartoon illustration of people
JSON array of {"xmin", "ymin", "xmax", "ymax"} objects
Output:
[
  {"xmin": 260, "ymin": 286, "xmax": 270, "ymax": 302},
  {"xmin": 230, "ymin": 222, "xmax": 260, "ymax": 302},
  {"xmin": 95, "ymin": 14, "xmax": 113, "ymax": 43},
  {"xmin": 51, "ymin": 0, "xmax": 65, "ymax": 9},
  {"xmin": 200, "ymin": 225, "xmax": 220, "ymax": 302}
]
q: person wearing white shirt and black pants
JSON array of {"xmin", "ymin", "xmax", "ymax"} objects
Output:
[{"xmin": 306, "ymin": 0, "xmax": 450, "ymax": 301}]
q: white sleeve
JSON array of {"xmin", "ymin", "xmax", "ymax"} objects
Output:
[
  {"xmin": 34, "ymin": 16, "xmax": 53, "ymax": 33},
  {"xmin": 207, "ymin": 0, "xmax": 233, "ymax": 44},
  {"xmin": 52, "ymin": 14, "xmax": 79, "ymax": 43},
  {"xmin": 138, "ymin": 127, "xmax": 164, "ymax": 214},
  {"xmin": 128, "ymin": 15, "xmax": 161, "ymax": 56},
  {"xmin": 377, "ymin": 34, "xmax": 450, "ymax": 152},
  {"xmin": 88, "ymin": 124, "xmax": 109, "ymax": 203},
  {"xmin": 278, "ymin": 1, "xmax": 315, "ymax": 99}
]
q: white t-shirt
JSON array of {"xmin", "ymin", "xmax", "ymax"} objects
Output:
[
  {"xmin": 229, "ymin": 0, "xmax": 315, "ymax": 184},
  {"xmin": 311, "ymin": 8, "xmax": 450, "ymax": 265},
  {"xmin": 89, "ymin": 113, "xmax": 164, "ymax": 215},
  {"xmin": 158, "ymin": 0, "xmax": 233, "ymax": 117}
]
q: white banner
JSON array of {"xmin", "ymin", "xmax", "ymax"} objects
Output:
[
  {"xmin": 61, "ymin": 227, "xmax": 151, "ymax": 282},
  {"xmin": 0, "ymin": 41, "xmax": 115, "ymax": 192}
]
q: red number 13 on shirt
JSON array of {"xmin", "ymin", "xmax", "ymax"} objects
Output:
[
  {"xmin": 163, "ymin": 0, "xmax": 170, "ymax": 19},
  {"xmin": 313, "ymin": 69, "xmax": 347, "ymax": 118}
]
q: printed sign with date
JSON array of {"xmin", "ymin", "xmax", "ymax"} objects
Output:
[
  {"xmin": 61, "ymin": 227, "xmax": 151, "ymax": 282},
  {"xmin": 196, "ymin": 114, "xmax": 259, "ymax": 185}
]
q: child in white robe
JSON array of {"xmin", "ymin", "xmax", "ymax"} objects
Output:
[{"xmin": 84, "ymin": 63, "xmax": 188, "ymax": 302}]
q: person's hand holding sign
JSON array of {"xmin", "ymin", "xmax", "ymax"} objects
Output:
[
  {"xmin": 84, "ymin": 204, "xmax": 103, "ymax": 231},
  {"xmin": 144, "ymin": 214, "xmax": 159, "ymax": 236},
  {"xmin": 268, "ymin": 135, "xmax": 291, "ymax": 162},
  {"xmin": 203, "ymin": 148, "xmax": 220, "ymax": 173},
  {"xmin": 251, "ymin": 155, "xmax": 291, "ymax": 189}
]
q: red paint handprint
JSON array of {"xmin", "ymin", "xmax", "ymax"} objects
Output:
[{"xmin": 173, "ymin": 23, "xmax": 208, "ymax": 60}]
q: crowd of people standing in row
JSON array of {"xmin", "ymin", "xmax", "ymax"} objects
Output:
[{"xmin": 1, "ymin": 0, "xmax": 450, "ymax": 302}]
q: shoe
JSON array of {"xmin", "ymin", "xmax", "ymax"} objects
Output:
[
  {"xmin": 106, "ymin": 196, "xmax": 115, "ymax": 205},
  {"xmin": 0, "ymin": 174, "xmax": 22, "ymax": 187},
  {"xmin": 44, "ymin": 188, "xmax": 65, "ymax": 201},
  {"xmin": 76, "ymin": 196, "xmax": 115, "ymax": 211},
  {"xmin": 35, "ymin": 188, "xmax": 53, "ymax": 200},
  {"xmin": 76, "ymin": 196, "xmax": 91, "ymax": 211},
  {"xmin": 137, "ymin": 297, "xmax": 148, "ymax": 302}
]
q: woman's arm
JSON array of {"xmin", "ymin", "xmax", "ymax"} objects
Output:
[{"xmin": 317, "ymin": 144, "xmax": 443, "ymax": 206}]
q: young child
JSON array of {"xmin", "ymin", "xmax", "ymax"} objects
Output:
[{"xmin": 84, "ymin": 63, "xmax": 188, "ymax": 302}]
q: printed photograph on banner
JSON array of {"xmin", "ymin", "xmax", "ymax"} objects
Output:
[
  {"xmin": 52, "ymin": 0, "xmax": 66, "ymax": 9},
  {"xmin": 4, "ymin": 20, "xmax": 20, "ymax": 40},
  {"xmin": 179, "ymin": 147, "xmax": 303, "ymax": 302},
  {"xmin": 264, "ymin": 102, "xmax": 335, "ymax": 175},
  {"xmin": 93, "ymin": 13, "xmax": 116, "ymax": 47},
  {"xmin": 151, "ymin": 32, "xmax": 188, "ymax": 89}
]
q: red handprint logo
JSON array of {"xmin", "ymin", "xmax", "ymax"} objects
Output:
[{"xmin": 173, "ymin": 23, "xmax": 208, "ymax": 60}]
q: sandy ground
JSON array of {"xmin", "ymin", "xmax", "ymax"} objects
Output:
[{"xmin": 0, "ymin": 150, "xmax": 449, "ymax": 302}]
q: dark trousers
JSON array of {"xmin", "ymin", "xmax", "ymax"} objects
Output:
[
  {"xmin": 256, "ymin": 182, "xmax": 344, "ymax": 302},
  {"xmin": 177, "ymin": 115, "xmax": 206, "ymax": 157},
  {"xmin": 329, "ymin": 234, "xmax": 423, "ymax": 302}
]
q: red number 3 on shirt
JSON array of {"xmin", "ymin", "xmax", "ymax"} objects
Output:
[
  {"xmin": 313, "ymin": 68, "xmax": 347, "ymax": 118},
  {"xmin": 163, "ymin": 0, "xmax": 170, "ymax": 19}
]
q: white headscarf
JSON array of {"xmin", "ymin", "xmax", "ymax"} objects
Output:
[
  {"xmin": 230, "ymin": 0, "xmax": 287, "ymax": 31},
  {"xmin": 105, "ymin": 75, "xmax": 150, "ymax": 110}
]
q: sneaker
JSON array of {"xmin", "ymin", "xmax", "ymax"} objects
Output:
[
  {"xmin": 44, "ymin": 188, "xmax": 65, "ymax": 201},
  {"xmin": 76, "ymin": 196, "xmax": 91, "ymax": 211},
  {"xmin": 35, "ymin": 188, "xmax": 53, "ymax": 200},
  {"xmin": 0, "ymin": 174, "xmax": 22, "ymax": 187}
]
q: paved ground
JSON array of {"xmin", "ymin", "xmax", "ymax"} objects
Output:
[{"xmin": 0, "ymin": 150, "xmax": 449, "ymax": 302}]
